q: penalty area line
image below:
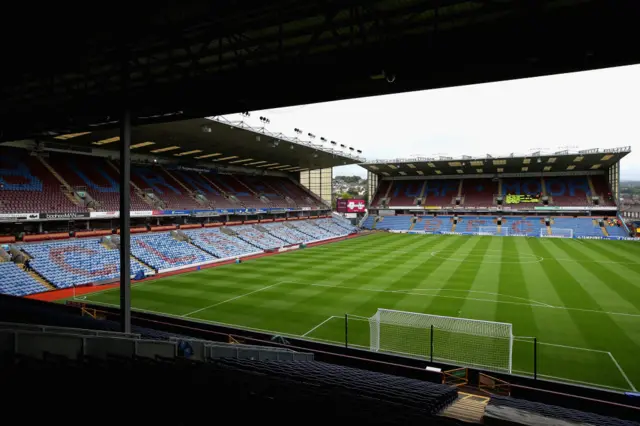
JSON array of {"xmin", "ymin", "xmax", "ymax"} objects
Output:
[
  {"xmin": 302, "ymin": 316, "xmax": 339, "ymax": 337},
  {"xmin": 182, "ymin": 282, "xmax": 283, "ymax": 318},
  {"xmin": 608, "ymin": 352, "xmax": 637, "ymax": 392}
]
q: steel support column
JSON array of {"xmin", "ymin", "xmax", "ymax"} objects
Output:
[{"xmin": 119, "ymin": 109, "xmax": 132, "ymax": 333}]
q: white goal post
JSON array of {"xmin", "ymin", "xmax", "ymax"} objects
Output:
[
  {"xmin": 540, "ymin": 228, "xmax": 574, "ymax": 239},
  {"xmin": 369, "ymin": 309, "xmax": 513, "ymax": 373},
  {"xmin": 478, "ymin": 226, "xmax": 510, "ymax": 236}
]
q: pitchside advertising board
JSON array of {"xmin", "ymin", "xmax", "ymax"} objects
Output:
[{"xmin": 336, "ymin": 199, "xmax": 366, "ymax": 213}]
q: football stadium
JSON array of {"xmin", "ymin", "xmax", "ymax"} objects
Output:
[{"xmin": 2, "ymin": 1, "xmax": 640, "ymax": 424}]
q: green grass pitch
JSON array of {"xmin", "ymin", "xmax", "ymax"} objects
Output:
[{"xmin": 80, "ymin": 233, "xmax": 640, "ymax": 392}]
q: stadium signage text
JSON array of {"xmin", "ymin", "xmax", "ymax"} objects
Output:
[
  {"xmin": 0, "ymin": 212, "xmax": 40, "ymax": 221},
  {"xmin": 505, "ymin": 194, "xmax": 540, "ymax": 204},
  {"xmin": 41, "ymin": 212, "xmax": 90, "ymax": 219}
]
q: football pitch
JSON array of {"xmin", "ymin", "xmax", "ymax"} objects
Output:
[{"xmin": 79, "ymin": 233, "xmax": 640, "ymax": 392}]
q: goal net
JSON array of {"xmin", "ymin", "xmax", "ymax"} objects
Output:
[
  {"xmin": 478, "ymin": 226, "xmax": 510, "ymax": 236},
  {"xmin": 369, "ymin": 309, "xmax": 513, "ymax": 373},
  {"xmin": 540, "ymin": 228, "xmax": 574, "ymax": 238}
]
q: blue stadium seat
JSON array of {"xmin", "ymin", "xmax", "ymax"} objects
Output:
[
  {"xmin": 131, "ymin": 233, "xmax": 215, "ymax": 270},
  {"xmin": 21, "ymin": 239, "xmax": 154, "ymax": 288},
  {"xmin": 0, "ymin": 262, "xmax": 49, "ymax": 296},
  {"xmin": 184, "ymin": 228, "xmax": 260, "ymax": 258},
  {"xmin": 234, "ymin": 226, "xmax": 287, "ymax": 250}
]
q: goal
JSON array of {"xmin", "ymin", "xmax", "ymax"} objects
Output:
[
  {"xmin": 368, "ymin": 309, "xmax": 513, "ymax": 373},
  {"xmin": 478, "ymin": 226, "xmax": 510, "ymax": 236},
  {"xmin": 540, "ymin": 228, "xmax": 574, "ymax": 238}
]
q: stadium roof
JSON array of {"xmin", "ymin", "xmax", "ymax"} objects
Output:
[
  {"xmin": 46, "ymin": 117, "xmax": 363, "ymax": 171},
  {"xmin": 361, "ymin": 147, "xmax": 631, "ymax": 177},
  {"xmin": 2, "ymin": 1, "xmax": 639, "ymax": 141}
]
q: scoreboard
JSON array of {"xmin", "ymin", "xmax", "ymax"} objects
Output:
[{"xmin": 336, "ymin": 199, "xmax": 366, "ymax": 213}]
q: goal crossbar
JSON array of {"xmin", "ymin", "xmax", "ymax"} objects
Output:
[{"xmin": 369, "ymin": 309, "xmax": 513, "ymax": 373}]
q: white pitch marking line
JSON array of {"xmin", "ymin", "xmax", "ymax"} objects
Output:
[
  {"xmin": 182, "ymin": 282, "xmax": 281, "ymax": 318},
  {"xmin": 394, "ymin": 288, "xmax": 553, "ymax": 308},
  {"xmin": 608, "ymin": 352, "xmax": 637, "ymax": 392},
  {"xmin": 302, "ymin": 316, "xmax": 338, "ymax": 337},
  {"xmin": 281, "ymin": 281, "xmax": 640, "ymax": 318}
]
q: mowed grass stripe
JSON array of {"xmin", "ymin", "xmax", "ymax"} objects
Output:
[
  {"xmin": 458, "ymin": 237, "xmax": 506, "ymax": 322},
  {"xmin": 527, "ymin": 238, "xmax": 640, "ymax": 388},
  {"xmin": 555, "ymin": 239, "xmax": 640, "ymax": 313},
  {"xmin": 420, "ymin": 237, "xmax": 494, "ymax": 317},
  {"xmin": 497, "ymin": 237, "xmax": 537, "ymax": 335}
]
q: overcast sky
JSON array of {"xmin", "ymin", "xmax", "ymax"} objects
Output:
[{"xmin": 229, "ymin": 64, "xmax": 639, "ymax": 179}]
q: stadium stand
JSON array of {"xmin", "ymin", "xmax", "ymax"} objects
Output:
[
  {"xmin": 22, "ymin": 239, "xmax": 154, "ymax": 288},
  {"xmin": 316, "ymin": 218, "xmax": 356, "ymax": 234},
  {"xmin": 0, "ymin": 147, "xmax": 86, "ymax": 213},
  {"xmin": 461, "ymin": 179, "xmax": 497, "ymax": 208},
  {"xmin": 47, "ymin": 154, "xmax": 150, "ymax": 211},
  {"xmin": 362, "ymin": 215, "xmax": 376, "ymax": 229},
  {"xmin": 0, "ymin": 262, "xmax": 49, "ymax": 296},
  {"xmin": 234, "ymin": 225, "xmax": 287, "ymax": 250},
  {"xmin": 261, "ymin": 222, "xmax": 315, "ymax": 244},
  {"xmin": 485, "ymin": 395, "xmax": 638, "ymax": 426},
  {"xmin": 183, "ymin": 228, "xmax": 260, "ymax": 258},
  {"xmin": 455, "ymin": 216, "xmax": 493, "ymax": 233},
  {"xmin": 131, "ymin": 233, "xmax": 215, "ymax": 270},
  {"xmin": 504, "ymin": 217, "xmax": 543, "ymax": 236},
  {"xmin": 375, "ymin": 216, "xmax": 413, "ymax": 231},
  {"xmin": 290, "ymin": 220, "xmax": 335, "ymax": 240},
  {"xmin": 419, "ymin": 216, "xmax": 451, "ymax": 233},
  {"xmin": 551, "ymin": 217, "xmax": 603, "ymax": 237}
]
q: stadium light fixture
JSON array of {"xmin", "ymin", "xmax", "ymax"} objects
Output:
[
  {"xmin": 201, "ymin": 124, "xmax": 212, "ymax": 133},
  {"xmin": 259, "ymin": 116, "xmax": 271, "ymax": 124},
  {"xmin": 174, "ymin": 150, "xmax": 203, "ymax": 157},
  {"xmin": 456, "ymin": 169, "xmax": 464, "ymax": 174},
  {"xmin": 130, "ymin": 141, "xmax": 155, "ymax": 149},
  {"xmin": 435, "ymin": 170, "xmax": 442, "ymax": 174},
  {"xmin": 590, "ymin": 164, "xmax": 602, "ymax": 169},
  {"xmin": 566, "ymin": 165, "xmax": 576, "ymax": 170},
  {"xmin": 246, "ymin": 160, "xmax": 267, "ymax": 165},
  {"xmin": 416, "ymin": 170, "xmax": 424, "ymax": 175},
  {"xmin": 308, "ymin": 133, "xmax": 316, "ymax": 139},
  {"xmin": 214, "ymin": 155, "xmax": 239, "ymax": 161},
  {"xmin": 523, "ymin": 158, "xmax": 531, "ymax": 164},
  {"xmin": 92, "ymin": 136, "xmax": 120, "ymax": 145},
  {"xmin": 194, "ymin": 152, "xmax": 222, "ymax": 159},
  {"xmin": 476, "ymin": 169, "xmax": 483, "ymax": 173},
  {"xmin": 257, "ymin": 162, "xmax": 279, "ymax": 168},
  {"xmin": 151, "ymin": 145, "xmax": 180, "ymax": 153},
  {"xmin": 272, "ymin": 140, "xmax": 279, "ymax": 147},
  {"xmin": 497, "ymin": 168, "xmax": 504, "ymax": 173},
  {"xmin": 521, "ymin": 167, "xmax": 528, "ymax": 172},
  {"xmin": 543, "ymin": 166, "xmax": 552, "ymax": 171},
  {"xmin": 228, "ymin": 158, "xmax": 253, "ymax": 164},
  {"xmin": 320, "ymin": 137, "xmax": 327, "ymax": 143},
  {"xmin": 357, "ymin": 150, "xmax": 362, "ymax": 154},
  {"xmin": 573, "ymin": 156, "xmax": 584, "ymax": 162},
  {"xmin": 601, "ymin": 154, "xmax": 614, "ymax": 161},
  {"xmin": 547, "ymin": 157, "xmax": 557, "ymax": 163},
  {"xmin": 55, "ymin": 131, "xmax": 91, "ymax": 140},
  {"xmin": 294, "ymin": 128, "xmax": 302, "ymax": 135},
  {"xmin": 241, "ymin": 111, "xmax": 250, "ymax": 117},
  {"xmin": 427, "ymin": 163, "xmax": 436, "ymax": 168},
  {"xmin": 470, "ymin": 160, "xmax": 483, "ymax": 167}
]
